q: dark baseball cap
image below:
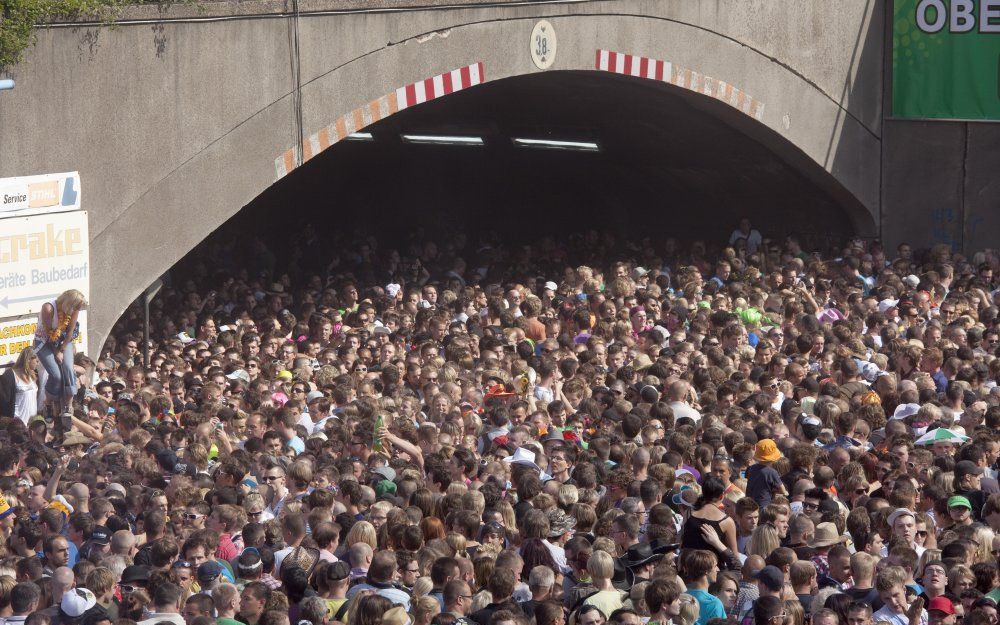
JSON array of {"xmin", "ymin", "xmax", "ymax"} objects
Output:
[
  {"xmin": 955, "ymin": 460, "xmax": 984, "ymax": 479},
  {"xmin": 753, "ymin": 565, "xmax": 785, "ymax": 592},
  {"xmin": 120, "ymin": 565, "xmax": 151, "ymax": 584},
  {"xmin": 600, "ymin": 409, "xmax": 622, "ymax": 423},
  {"xmin": 197, "ymin": 560, "xmax": 224, "ymax": 583},
  {"xmin": 88, "ymin": 526, "xmax": 111, "ymax": 545}
]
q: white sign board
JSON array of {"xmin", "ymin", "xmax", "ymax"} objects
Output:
[
  {"xmin": 0, "ymin": 210, "xmax": 89, "ymax": 317},
  {"xmin": 530, "ymin": 20, "xmax": 557, "ymax": 70},
  {"xmin": 0, "ymin": 311, "xmax": 87, "ymax": 366},
  {"xmin": 0, "ymin": 171, "xmax": 81, "ymax": 218}
]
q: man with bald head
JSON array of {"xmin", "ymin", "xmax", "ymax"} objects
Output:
[
  {"xmin": 67, "ymin": 484, "xmax": 90, "ymax": 514},
  {"xmin": 38, "ymin": 567, "xmax": 74, "ymax": 619},
  {"xmin": 667, "ymin": 380, "xmax": 701, "ymax": 423},
  {"xmin": 111, "ymin": 530, "xmax": 137, "ymax": 557},
  {"xmin": 631, "ymin": 448, "xmax": 650, "ymax": 481},
  {"xmin": 734, "ymin": 555, "xmax": 766, "ymax": 622},
  {"xmin": 348, "ymin": 542, "xmax": 373, "ymax": 581}
]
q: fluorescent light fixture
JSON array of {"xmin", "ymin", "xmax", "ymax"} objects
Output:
[
  {"xmin": 512, "ymin": 137, "xmax": 600, "ymax": 152},
  {"xmin": 345, "ymin": 132, "xmax": 373, "ymax": 141},
  {"xmin": 401, "ymin": 134, "xmax": 484, "ymax": 146}
]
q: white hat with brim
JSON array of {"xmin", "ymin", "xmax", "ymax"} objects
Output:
[
  {"xmin": 503, "ymin": 447, "xmax": 540, "ymax": 472},
  {"xmin": 891, "ymin": 403, "xmax": 921, "ymax": 420}
]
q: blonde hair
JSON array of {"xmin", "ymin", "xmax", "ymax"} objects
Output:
[
  {"xmin": 972, "ymin": 526, "xmax": 995, "ymax": 564},
  {"xmin": 948, "ymin": 564, "xmax": 975, "ymax": 592},
  {"xmin": 243, "ymin": 492, "xmax": 266, "ymax": 512},
  {"xmin": 56, "ymin": 289, "xmax": 87, "ymax": 316},
  {"xmin": 445, "ymin": 533, "xmax": 468, "ymax": 558},
  {"xmin": 785, "ymin": 600, "xmax": 805, "ymax": 625},
  {"xmin": 677, "ymin": 594, "xmax": 700, "ymax": 625},
  {"xmin": 558, "ymin": 484, "xmax": 579, "ymax": 508},
  {"xmin": 0, "ymin": 576, "xmax": 15, "ymax": 609},
  {"xmin": 12, "ymin": 347, "xmax": 37, "ymax": 383},
  {"xmin": 587, "ymin": 550, "xmax": 615, "ymax": 581},
  {"xmin": 412, "ymin": 577, "xmax": 433, "ymax": 598},
  {"xmin": 347, "ymin": 521, "xmax": 378, "ymax": 550},
  {"xmin": 748, "ymin": 523, "xmax": 780, "ymax": 558},
  {"xmin": 413, "ymin": 596, "xmax": 441, "ymax": 625}
]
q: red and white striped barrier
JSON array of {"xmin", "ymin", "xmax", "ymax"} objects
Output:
[
  {"xmin": 595, "ymin": 49, "xmax": 765, "ymax": 121},
  {"xmin": 275, "ymin": 61, "xmax": 486, "ymax": 179}
]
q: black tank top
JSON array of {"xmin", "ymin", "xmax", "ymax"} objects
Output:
[{"xmin": 680, "ymin": 511, "xmax": 731, "ymax": 557}]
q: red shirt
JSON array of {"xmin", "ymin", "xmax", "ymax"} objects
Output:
[{"xmin": 217, "ymin": 532, "xmax": 238, "ymax": 561}]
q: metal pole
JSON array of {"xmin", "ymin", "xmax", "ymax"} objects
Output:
[
  {"xmin": 142, "ymin": 278, "xmax": 163, "ymax": 369},
  {"xmin": 143, "ymin": 292, "xmax": 150, "ymax": 368}
]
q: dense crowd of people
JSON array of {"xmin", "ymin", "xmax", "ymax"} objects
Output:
[{"xmin": 1, "ymin": 220, "xmax": 1000, "ymax": 625}]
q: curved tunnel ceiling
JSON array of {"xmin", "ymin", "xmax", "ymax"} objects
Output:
[{"xmin": 244, "ymin": 71, "xmax": 870, "ymax": 247}]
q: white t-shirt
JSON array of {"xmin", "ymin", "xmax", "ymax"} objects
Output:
[
  {"xmin": 273, "ymin": 545, "xmax": 294, "ymax": 572},
  {"xmin": 668, "ymin": 401, "xmax": 701, "ymax": 423},
  {"xmin": 872, "ymin": 606, "xmax": 927, "ymax": 625}
]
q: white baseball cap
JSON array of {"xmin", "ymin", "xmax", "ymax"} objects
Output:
[{"xmin": 61, "ymin": 588, "xmax": 97, "ymax": 617}]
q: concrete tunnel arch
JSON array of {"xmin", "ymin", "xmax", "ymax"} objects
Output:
[{"xmin": 89, "ymin": 12, "xmax": 881, "ymax": 354}]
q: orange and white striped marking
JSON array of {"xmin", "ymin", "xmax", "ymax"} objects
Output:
[
  {"xmin": 595, "ymin": 49, "xmax": 765, "ymax": 122},
  {"xmin": 275, "ymin": 62, "xmax": 485, "ymax": 180}
]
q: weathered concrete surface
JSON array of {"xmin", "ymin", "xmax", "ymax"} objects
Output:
[
  {"xmin": 881, "ymin": 120, "xmax": 1000, "ymax": 255},
  {"xmin": 0, "ymin": 0, "xmax": 941, "ymax": 355}
]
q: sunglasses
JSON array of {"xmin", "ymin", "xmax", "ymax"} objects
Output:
[
  {"xmin": 173, "ymin": 560, "xmax": 193, "ymax": 569},
  {"xmin": 183, "ymin": 513, "xmax": 203, "ymax": 520},
  {"xmin": 260, "ymin": 475, "xmax": 282, "ymax": 482},
  {"xmin": 916, "ymin": 530, "xmax": 929, "ymax": 538}
]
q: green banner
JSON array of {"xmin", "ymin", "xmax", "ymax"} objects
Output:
[{"xmin": 893, "ymin": 0, "xmax": 1000, "ymax": 120}]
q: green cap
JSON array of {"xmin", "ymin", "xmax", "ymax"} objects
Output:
[{"xmin": 947, "ymin": 495, "xmax": 972, "ymax": 510}]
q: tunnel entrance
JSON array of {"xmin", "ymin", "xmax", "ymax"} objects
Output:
[
  {"xmin": 247, "ymin": 70, "xmax": 870, "ymax": 249},
  {"xmin": 110, "ymin": 70, "xmax": 874, "ymax": 345}
]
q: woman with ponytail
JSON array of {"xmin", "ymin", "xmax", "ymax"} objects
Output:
[{"xmin": 679, "ymin": 475, "xmax": 740, "ymax": 569}]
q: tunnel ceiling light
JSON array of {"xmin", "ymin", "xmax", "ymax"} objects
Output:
[
  {"xmin": 401, "ymin": 134, "xmax": 484, "ymax": 146},
  {"xmin": 345, "ymin": 132, "xmax": 373, "ymax": 141},
  {"xmin": 512, "ymin": 138, "xmax": 600, "ymax": 152}
]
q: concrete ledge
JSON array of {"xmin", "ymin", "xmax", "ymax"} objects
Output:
[{"xmin": 40, "ymin": 0, "xmax": 589, "ymax": 24}]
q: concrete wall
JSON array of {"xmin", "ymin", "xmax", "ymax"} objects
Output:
[
  {"xmin": 0, "ymin": 0, "xmax": 886, "ymax": 355},
  {"xmin": 882, "ymin": 121, "xmax": 1000, "ymax": 255}
]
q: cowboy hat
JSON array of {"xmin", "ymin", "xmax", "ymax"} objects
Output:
[
  {"xmin": 621, "ymin": 542, "xmax": 665, "ymax": 569},
  {"xmin": 808, "ymin": 522, "xmax": 847, "ymax": 548}
]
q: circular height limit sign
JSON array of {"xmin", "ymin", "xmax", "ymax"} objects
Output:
[{"xmin": 530, "ymin": 20, "xmax": 557, "ymax": 70}]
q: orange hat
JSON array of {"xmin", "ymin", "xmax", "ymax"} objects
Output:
[{"xmin": 754, "ymin": 439, "xmax": 781, "ymax": 463}]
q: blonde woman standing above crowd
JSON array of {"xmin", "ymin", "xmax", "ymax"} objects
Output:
[{"xmin": 33, "ymin": 289, "xmax": 86, "ymax": 414}]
